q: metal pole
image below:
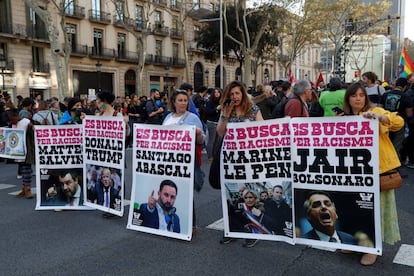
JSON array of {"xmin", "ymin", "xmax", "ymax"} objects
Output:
[{"xmin": 219, "ymin": 0, "xmax": 223, "ymax": 89}]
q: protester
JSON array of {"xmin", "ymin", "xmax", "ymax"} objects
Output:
[
  {"xmin": 192, "ymin": 86, "xmax": 208, "ymax": 122},
  {"xmin": 139, "ymin": 180, "xmax": 180, "ymax": 233},
  {"xmin": 6, "ymin": 108, "xmax": 34, "ymax": 198},
  {"xmin": 32, "ymin": 100, "xmax": 53, "ymax": 125},
  {"xmin": 283, "ymin": 80, "xmax": 312, "ymax": 118},
  {"xmin": 251, "ymin": 84, "xmax": 277, "ymax": 120},
  {"xmin": 145, "ymin": 89, "xmax": 164, "ymax": 124},
  {"xmin": 380, "ymin": 77, "xmax": 413, "ymax": 163},
  {"xmin": 362, "ymin": 71, "xmax": 385, "ymax": 105},
  {"xmin": 204, "ymin": 88, "xmax": 222, "ymax": 163},
  {"xmin": 58, "ymin": 97, "xmax": 85, "ymax": 125},
  {"xmin": 178, "ymin": 82, "xmax": 199, "ymax": 117},
  {"xmin": 319, "ymin": 77, "xmax": 346, "ymax": 117},
  {"xmin": 162, "ymin": 90, "xmax": 205, "ymax": 234},
  {"xmin": 217, "ymin": 80, "xmax": 263, "ymax": 247},
  {"xmin": 343, "ymin": 82, "xmax": 403, "ymax": 265}
]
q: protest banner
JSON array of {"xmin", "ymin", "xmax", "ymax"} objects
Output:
[
  {"xmin": 127, "ymin": 124, "xmax": 195, "ymax": 241},
  {"xmin": 291, "ymin": 116, "xmax": 381, "ymax": 254},
  {"xmin": 0, "ymin": 127, "xmax": 26, "ymax": 160},
  {"xmin": 34, "ymin": 125, "xmax": 90, "ymax": 210},
  {"xmin": 221, "ymin": 118, "xmax": 294, "ymax": 244},
  {"xmin": 83, "ymin": 116, "xmax": 125, "ymax": 216}
]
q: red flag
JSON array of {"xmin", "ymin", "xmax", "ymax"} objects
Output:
[
  {"xmin": 316, "ymin": 72, "xmax": 324, "ymax": 87},
  {"xmin": 288, "ymin": 67, "xmax": 295, "ymax": 83}
]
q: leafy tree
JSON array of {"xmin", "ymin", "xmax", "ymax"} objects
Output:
[{"xmin": 196, "ymin": 1, "xmax": 299, "ymax": 85}]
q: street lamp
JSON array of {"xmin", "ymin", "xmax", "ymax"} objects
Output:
[
  {"xmin": 0, "ymin": 53, "xmax": 6, "ymax": 93},
  {"xmin": 95, "ymin": 60, "xmax": 102, "ymax": 92}
]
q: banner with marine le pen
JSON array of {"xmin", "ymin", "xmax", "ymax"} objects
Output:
[{"xmin": 220, "ymin": 117, "xmax": 381, "ymax": 254}]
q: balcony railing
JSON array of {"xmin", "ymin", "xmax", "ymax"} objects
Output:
[
  {"xmin": 170, "ymin": 28, "xmax": 183, "ymax": 39},
  {"xmin": 145, "ymin": 54, "xmax": 172, "ymax": 66},
  {"xmin": 152, "ymin": 25, "xmax": 169, "ymax": 36},
  {"xmin": 32, "ymin": 63, "xmax": 50, "ymax": 73},
  {"xmin": 0, "ymin": 21, "xmax": 13, "ymax": 35},
  {"xmin": 115, "ymin": 50, "xmax": 140, "ymax": 63},
  {"xmin": 70, "ymin": 44, "xmax": 88, "ymax": 56},
  {"xmin": 152, "ymin": 0, "xmax": 167, "ymax": 6},
  {"xmin": 63, "ymin": 4, "xmax": 85, "ymax": 19},
  {"xmin": 1, "ymin": 59, "xmax": 15, "ymax": 71},
  {"xmin": 88, "ymin": 9, "xmax": 111, "ymax": 24},
  {"xmin": 134, "ymin": 20, "xmax": 147, "ymax": 32},
  {"xmin": 113, "ymin": 15, "xmax": 136, "ymax": 29},
  {"xmin": 89, "ymin": 46, "xmax": 115, "ymax": 59},
  {"xmin": 171, "ymin": 57, "xmax": 185, "ymax": 67}
]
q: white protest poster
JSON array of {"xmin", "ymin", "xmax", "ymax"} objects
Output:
[
  {"xmin": 34, "ymin": 125, "xmax": 90, "ymax": 210},
  {"xmin": 0, "ymin": 127, "xmax": 26, "ymax": 160},
  {"xmin": 83, "ymin": 116, "xmax": 125, "ymax": 217},
  {"xmin": 127, "ymin": 124, "xmax": 195, "ymax": 241},
  {"xmin": 291, "ymin": 116, "xmax": 381, "ymax": 255},
  {"xmin": 220, "ymin": 118, "xmax": 294, "ymax": 244}
]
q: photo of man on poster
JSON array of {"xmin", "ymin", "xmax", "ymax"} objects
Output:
[
  {"xmin": 44, "ymin": 170, "xmax": 84, "ymax": 206},
  {"xmin": 302, "ymin": 191, "xmax": 357, "ymax": 245},
  {"xmin": 138, "ymin": 180, "xmax": 180, "ymax": 233}
]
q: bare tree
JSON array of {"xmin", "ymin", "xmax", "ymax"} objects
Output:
[{"xmin": 22, "ymin": 0, "xmax": 72, "ymax": 100}]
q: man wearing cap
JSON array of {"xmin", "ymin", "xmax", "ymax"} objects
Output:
[
  {"xmin": 178, "ymin": 82, "xmax": 200, "ymax": 117},
  {"xmin": 319, "ymin": 77, "xmax": 346, "ymax": 117}
]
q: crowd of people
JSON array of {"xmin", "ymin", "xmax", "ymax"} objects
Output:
[{"xmin": 1, "ymin": 72, "xmax": 411, "ymax": 266}]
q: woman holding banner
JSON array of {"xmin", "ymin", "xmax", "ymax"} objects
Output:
[
  {"xmin": 163, "ymin": 90, "xmax": 205, "ymax": 235},
  {"xmin": 343, "ymin": 82, "xmax": 403, "ymax": 266},
  {"xmin": 216, "ymin": 80, "xmax": 263, "ymax": 247},
  {"xmin": 217, "ymin": 80, "xmax": 263, "ymax": 137}
]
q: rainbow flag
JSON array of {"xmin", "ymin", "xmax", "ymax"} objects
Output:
[{"xmin": 398, "ymin": 47, "xmax": 414, "ymax": 78}]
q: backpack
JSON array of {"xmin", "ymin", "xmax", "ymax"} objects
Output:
[
  {"xmin": 36, "ymin": 112, "xmax": 51, "ymax": 125},
  {"xmin": 271, "ymin": 98, "xmax": 289, "ymax": 118},
  {"xmin": 383, "ymin": 92, "xmax": 402, "ymax": 112}
]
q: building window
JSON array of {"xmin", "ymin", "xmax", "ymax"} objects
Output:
[
  {"xmin": 193, "ymin": 0, "xmax": 200, "ymax": 10},
  {"xmin": 135, "ymin": 5, "xmax": 143, "ymax": 28},
  {"xmin": 32, "ymin": 46, "xmax": 46, "ymax": 72},
  {"xmin": 154, "ymin": 10, "xmax": 162, "ymax": 26},
  {"xmin": 115, "ymin": 0, "xmax": 124, "ymax": 21},
  {"xmin": 173, "ymin": 43, "xmax": 179, "ymax": 58},
  {"xmin": 27, "ymin": 7, "xmax": 47, "ymax": 39},
  {"xmin": 64, "ymin": 0, "xmax": 75, "ymax": 15},
  {"xmin": 91, "ymin": 0, "xmax": 101, "ymax": 11},
  {"xmin": 155, "ymin": 40, "xmax": 162, "ymax": 56},
  {"xmin": 117, "ymin": 33, "xmax": 126, "ymax": 58},
  {"xmin": 93, "ymin": 29, "xmax": 103, "ymax": 55},
  {"xmin": 66, "ymin": 24, "xmax": 77, "ymax": 52}
]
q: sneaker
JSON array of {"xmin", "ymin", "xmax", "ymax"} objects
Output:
[
  {"xmin": 219, "ymin": 236, "xmax": 235, "ymax": 244},
  {"xmin": 242, "ymin": 239, "xmax": 258, "ymax": 248},
  {"xmin": 16, "ymin": 175, "xmax": 23, "ymax": 179},
  {"xmin": 406, "ymin": 163, "xmax": 414, "ymax": 169}
]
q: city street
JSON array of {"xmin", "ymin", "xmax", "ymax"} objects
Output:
[{"xmin": 0, "ymin": 149, "xmax": 413, "ymax": 275}]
